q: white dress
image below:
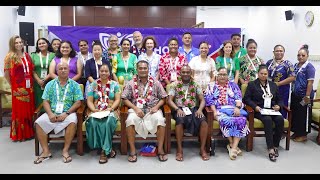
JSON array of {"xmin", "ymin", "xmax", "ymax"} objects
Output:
[{"xmin": 189, "ymin": 55, "xmax": 217, "ymax": 91}]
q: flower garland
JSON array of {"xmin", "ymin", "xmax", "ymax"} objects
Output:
[
  {"xmin": 96, "ymin": 79, "xmax": 110, "ymax": 111},
  {"xmin": 133, "ymin": 75, "xmax": 154, "ymax": 104},
  {"xmin": 176, "ymin": 77, "xmax": 196, "ymax": 108},
  {"xmin": 216, "ymin": 81, "xmax": 228, "ymax": 105}
]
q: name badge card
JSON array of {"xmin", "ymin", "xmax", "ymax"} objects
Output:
[
  {"xmin": 264, "ymin": 97, "xmax": 272, "ymax": 108},
  {"xmin": 40, "ymin": 69, "xmax": 47, "ymax": 79},
  {"xmin": 171, "ymin": 72, "xmax": 177, "ymax": 81},
  {"xmin": 55, "ymin": 102, "xmax": 64, "ymax": 114},
  {"xmin": 182, "ymin": 107, "xmax": 192, "ymax": 115},
  {"xmin": 136, "ymin": 98, "xmax": 146, "ymax": 109},
  {"xmin": 26, "ymin": 78, "xmax": 31, "ymax": 88}
]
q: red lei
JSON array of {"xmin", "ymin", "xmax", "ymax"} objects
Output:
[
  {"xmin": 133, "ymin": 75, "xmax": 154, "ymax": 103},
  {"xmin": 96, "ymin": 79, "xmax": 110, "ymax": 110}
]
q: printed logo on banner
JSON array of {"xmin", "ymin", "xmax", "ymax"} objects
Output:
[{"xmin": 99, "ymin": 32, "xmax": 134, "ymax": 50}]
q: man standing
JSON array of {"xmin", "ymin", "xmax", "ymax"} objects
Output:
[
  {"xmin": 121, "ymin": 59, "xmax": 168, "ymax": 162},
  {"xmin": 167, "ymin": 65, "xmax": 209, "ymax": 162},
  {"xmin": 77, "ymin": 40, "xmax": 93, "ymax": 86},
  {"xmin": 33, "ymin": 62, "xmax": 83, "ymax": 164},
  {"xmin": 231, "ymin": 33, "xmax": 247, "ymax": 59},
  {"xmin": 178, "ymin": 32, "xmax": 200, "ymax": 63},
  {"xmin": 130, "ymin": 31, "xmax": 145, "ymax": 58}
]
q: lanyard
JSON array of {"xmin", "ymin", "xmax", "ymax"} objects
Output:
[
  {"xmin": 144, "ymin": 53, "xmax": 154, "ymax": 72},
  {"xmin": 95, "ymin": 58, "xmax": 102, "ymax": 78},
  {"xmin": 56, "ymin": 81, "xmax": 69, "ymax": 102},
  {"xmin": 260, "ymin": 82, "xmax": 271, "ymax": 97},
  {"xmin": 246, "ymin": 54, "xmax": 260, "ymax": 78},
  {"xmin": 39, "ymin": 52, "xmax": 49, "ymax": 69},
  {"xmin": 21, "ymin": 54, "xmax": 29, "ymax": 75},
  {"xmin": 184, "ymin": 87, "xmax": 189, "ymax": 100},
  {"xmin": 224, "ymin": 57, "xmax": 233, "ymax": 78},
  {"xmin": 80, "ymin": 52, "xmax": 91, "ymax": 65},
  {"xmin": 268, "ymin": 59, "xmax": 282, "ymax": 78},
  {"xmin": 294, "ymin": 60, "xmax": 309, "ymax": 76},
  {"xmin": 169, "ymin": 56, "xmax": 178, "ymax": 72},
  {"xmin": 238, "ymin": 51, "xmax": 242, "ymax": 58}
]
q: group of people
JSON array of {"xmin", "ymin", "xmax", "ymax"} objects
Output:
[{"xmin": 3, "ymin": 30, "xmax": 315, "ymax": 164}]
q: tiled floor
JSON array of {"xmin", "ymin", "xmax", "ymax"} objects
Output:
[{"xmin": 0, "ymin": 124, "xmax": 320, "ymax": 174}]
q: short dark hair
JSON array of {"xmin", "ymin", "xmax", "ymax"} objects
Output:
[
  {"xmin": 168, "ymin": 37, "xmax": 179, "ymax": 46},
  {"xmin": 182, "ymin": 32, "xmax": 192, "ymax": 37},
  {"xmin": 258, "ymin": 64, "xmax": 268, "ymax": 72},
  {"xmin": 120, "ymin": 38, "xmax": 131, "ymax": 46},
  {"xmin": 92, "ymin": 42, "xmax": 103, "ymax": 50},
  {"xmin": 51, "ymin": 38, "xmax": 61, "ymax": 45},
  {"xmin": 231, "ymin": 33, "xmax": 241, "ymax": 39},
  {"xmin": 246, "ymin": 39, "xmax": 257, "ymax": 48},
  {"xmin": 78, "ymin": 40, "xmax": 88, "ymax": 46},
  {"xmin": 198, "ymin": 41, "xmax": 209, "ymax": 48},
  {"xmin": 273, "ymin": 44, "xmax": 286, "ymax": 52},
  {"xmin": 217, "ymin": 67, "xmax": 227, "ymax": 72}
]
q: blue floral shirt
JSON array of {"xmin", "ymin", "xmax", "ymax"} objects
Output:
[
  {"xmin": 42, "ymin": 78, "xmax": 84, "ymax": 114},
  {"xmin": 178, "ymin": 46, "xmax": 200, "ymax": 63}
]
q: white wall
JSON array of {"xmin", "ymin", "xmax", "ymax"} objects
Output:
[
  {"xmin": 197, "ymin": 6, "xmax": 320, "ymax": 87},
  {"xmin": 0, "ymin": 6, "xmax": 61, "ymax": 76}
]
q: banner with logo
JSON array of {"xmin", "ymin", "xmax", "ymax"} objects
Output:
[{"xmin": 48, "ymin": 26, "xmax": 241, "ymax": 60}]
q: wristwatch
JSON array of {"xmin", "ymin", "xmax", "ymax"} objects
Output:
[
  {"xmin": 236, "ymin": 105, "xmax": 241, "ymax": 109},
  {"xmin": 175, "ymin": 107, "xmax": 180, "ymax": 112},
  {"xmin": 306, "ymin": 96, "xmax": 310, "ymax": 99},
  {"xmin": 66, "ymin": 111, "xmax": 71, "ymax": 115}
]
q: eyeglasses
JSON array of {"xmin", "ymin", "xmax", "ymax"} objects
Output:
[
  {"xmin": 217, "ymin": 74, "xmax": 228, "ymax": 77},
  {"xmin": 297, "ymin": 54, "xmax": 306, "ymax": 57}
]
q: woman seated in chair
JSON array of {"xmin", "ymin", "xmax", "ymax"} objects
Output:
[
  {"xmin": 86, "ymin": 64, "xmax": 121, "ymax": 164},
  {"xmin": 243, "ymin": 64, "xmax": 284, "ymax": 162},
  {"xmin": 204, "ymin": 67, "xmax": 250, "ymax": 160}
]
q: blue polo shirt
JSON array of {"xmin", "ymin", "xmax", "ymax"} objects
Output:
[{"xmin": 178, "ymin": 46, "xmax": 200, "ymax": 63}]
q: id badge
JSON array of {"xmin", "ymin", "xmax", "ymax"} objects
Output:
[
  {"xmin": 136, "ymin": 98, "xmax": 146, "ymax": 109},
  {"xmin": 124, "ymin": 74, "xmax": 129, "ymax": 84},
  {"xmin": 40, "ymin": 69, "xmax": 47, "ymax": 79},
  {"xmin": 26, "ymin": 78, "xmax": 31, "ymax": 88},
  {"xmin": 55, "ymin": 102, "xmax": 64, "ymax": 114},
  {"xmin": 263, "ymin": 97, "xmax": 272, "ymax": 108},
  {"xmin": 182, "ymin": 107, "xmax": 192, "ymax": 115},
  {"xmin": 171, "ymin": 72, "xmax": 177, "ymax": 81}
]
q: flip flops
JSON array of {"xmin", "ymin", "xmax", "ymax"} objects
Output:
[
  {"xmin": 199, "ymin": 152, "xmax": 210, "ymax": 161},
  {"xmin": 34, "ymin": 154, "xmax": 52, "ymax": 164},
  {"xmin": 62, "ymin": 155, "xmax": 72, "ymax": 163},
  {"xmin": 128, "ymin": 153, "xmax": 137, "ymax": 163},
  {"xmin": 99, "ymin": 153, "xmax": 108, "ymax": 164},
  {"xmin": 175, "ymin": 153, "xmax": 183, "ymax": 161},
  {"xmin": 157, "ymin": 154, "xmax": 168, "ymax": 162},
  {"xmin": 107, "ymin": 149, "xmax": 117, "ymax": 158}
]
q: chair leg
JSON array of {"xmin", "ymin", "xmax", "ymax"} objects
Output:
[
  {"xmin": 285, "ymin": 131, "xmax": 290, "ymax": 150},
  {"xmin": 317, "ymin": 131, "xmax": 320, "ymax": 145},
  {"xmin": 210, "ymin": 139, "xmax": 215, "ymax": 156},
  {"xmin": 77, "ymin": 132, "xmax": 84, "ymax": 156},
  {"xmin": 246, "ymin": 133, "xmax": 253, "ymax": 152},
  {"xmin": 35, "ymin": 135, "xmax": 39, "ymax": 156}
]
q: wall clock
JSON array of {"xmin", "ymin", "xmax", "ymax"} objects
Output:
[{"xmin": 305, "ymin": 11, "xmax": 314, "ymax": 27}]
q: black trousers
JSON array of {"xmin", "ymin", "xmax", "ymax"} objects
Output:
[
  {"xmin": 255, "ymin": 113, "xmax": 284, "ymax": 149},
  {"xmin": 291, "ymin": 93, "xmax": 312, "ymax": 136}
]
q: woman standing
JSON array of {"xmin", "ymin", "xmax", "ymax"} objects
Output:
[
  {"xmin": 102, "ymin": 34, "xmax": 121, "ymax": 62},
  {"xmin": 31, "ymin": 38, "xmax": 55, "ymax": 109},
  {"xmin": 239, "ymin": 39, "xmax": 263, "ymax": 85},
  {"xmin": 86, "ymin": 64, "xmax": 120, "ymax": 164},
  {"xmin": 189, "ymin": 41, "xmax": 216, "ymax": 92},
  {"xmin": 243, "ymin": 65, "xmax": 284, "ymax": 162},
  {"xmin": 51, "ymin": 38, "xmax": 61, "ymax": 53},
  {"xmin": 265, "ymin": 45, "xmax": 295, "ymax": 118},
  {"xmin": 48, "ymin": 40, "xmax": 82, "ymax": 82},
  {"xmin": 112, "ymin": 38, "xmax": 137, "ymax": 86},
  {"xmin": 204, "ymin": 67, "xmax": 249, "ymax": 160},
  {"xmin": 4, "ymin": 35, "xmax": 35, "ymax": 141},
  {"xmin": 291, "ymin": 45, "xmax": 315, "ymax": 142},
  {"xmin": 215, "ymin": 40, "xmax": 240, "ymax": 84},
  {"xmin": 138, "ymin": 36, "xmax": 161, "ymax": 80}
]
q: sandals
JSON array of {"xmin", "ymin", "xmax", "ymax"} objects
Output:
[
  {"xmin": 228, "ymin": 149, "xmax": 237, "ymax": 160},
  {"xmin": 199, "ymin": 152, "xmax": 210, "ymax": 161},
  {"xmin": 99, "ymin": 152, "xmax": 108, "ymax": 164},
  {"xmin": 269, "ymin": 153, "xmax": 277, "ymax": 162},
  {"xmin": 175, "ymin": 152, "xmax": 184, "ymax": 161},
  {"xmin": 227, "ymin": 144, "xmax": 242, "ymax": 156},
  {"xmin": 157, "ymin": 153, "xmax": 168, "ymax": 162},
  {"xmin": 62, "ymin": 155, "xmax": 72, "ymax": 163},
  {"xmin": 107, "ymin": 149, "xmax": 117, "ymax": 158},
  {"xmin": 274, "ymin": 148, "xmax": 279, "ymax": 157},
  {"xmin": 128, "ymin": 153, "xmax": 137, "ymax": 163},
  {"xmin": 34, "ymin": 153, "xmax": 52, "ymax": 164}
]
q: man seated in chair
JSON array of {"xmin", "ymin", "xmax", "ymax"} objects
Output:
[
  {"xmin": 121, "ymin": 59, "xmax": 168, "ymax": 163},
  {"xmin": 34, "ymin": 62, "xmax": 83, "ymax": 164},
  {"xmin": 167, "ymin": 65, "xmax": 209, "ymax": 161}
]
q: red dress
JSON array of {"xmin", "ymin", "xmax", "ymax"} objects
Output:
[{"xmin": 4, "ymin": 52, "xmax": 35, "ymax": 141}]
